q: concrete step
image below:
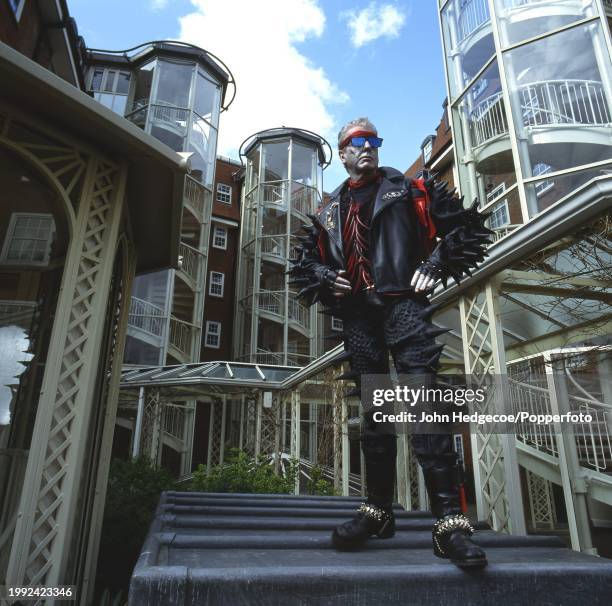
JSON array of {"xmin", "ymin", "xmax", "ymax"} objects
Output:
[{"xmin": 129, "ymin": 492, "xmax": 612, "ymax": 606}]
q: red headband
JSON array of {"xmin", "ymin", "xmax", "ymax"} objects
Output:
[{"xmin": 339, "ymin": 128, "xmax": 378, "ymax": 149}]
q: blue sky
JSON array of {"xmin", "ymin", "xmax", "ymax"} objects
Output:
[{"xmin": 69, "ymin": 0, "xmax": 448, "ymax": 187}]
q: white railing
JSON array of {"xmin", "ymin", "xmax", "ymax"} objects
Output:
[
  {"xmin": 255, "ymin": 348, "xmax": 285, "ymax": 365},
  {"xmin": 288, "ymin": 298, "xmax": 310, "ymax": 331},
  {"xmin": 457, "ymin": 0, "xmax": 490, "ymax": 43},
  {"xmin": 291, "ymin": 187, "xmax": 315, "ymax": 216},
  {"xmin": 510, "ymin": 375, "xmax": 612, "ymax": 473},
  {"xmin": 262, "ymin": 182, "xmax": 288, "ymax": 206},
  {"xmin": 150, "ymin": 104, "xmax": 190, "ymax": 134},
  {"xmin": 163, "ymin": 405, "xmax": 185, "ymax": 442},
  {"xmin": 184, "ymin": 175, "xmax": 206, "ymax": 220},
  {"xmin": 256, "ymin": 291, "xmax": 310, "ymax": 332},
  {"xmin": 128, "ymin": 297, "xmax": 166, "ymax": 338},
  {"xmin": 260, "ymin": 236, "xmax": 286, "ymax": 259},
  {"xmin": 178, "ymin": 243, "xmax": 201, "ymax": 284},
  {"xmin": 0, "ymin": 301, "xmax": 37, "ymax": 326},
  {"xmin": 169, "ymin": 316, "xmax": 196, "ymax": 359},
  {"xmin": 491, "ymin": 224, "xmax": 521, "ymax": 242},
  {"xmin": 470, "ymin": 80, "xmax": 611, "ymax": 147},
  {"xmin": 258, "ymin": 290, "xmax": 284, "ymax": 315},
  {"xmin": 520, "ymin": 80, "xmax": 611, "ymax": 128},
  {"xmin": 470, "ymin": 92, "xmax": 508, "ymax": 147}
]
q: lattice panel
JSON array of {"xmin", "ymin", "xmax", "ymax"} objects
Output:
[
  {"xmin": 260, "ymin": 405, "xmax": 277, "ymax": 455},
  {"xmin": 209, "ymin": 401, "xmax": 223, "ymax": 466},
  {"xmin": 243, "ymin": 399, "xmax": 257, "ymax": 456},
  {"xmin": 140, "ymin": 391, "xmax": 162, "ymax": 460},
  {"xmin": 331, "ymin": 365, "xmax": 344, "ymax": 492},
  {"xmin": 6, "ymin": 119, "xmax": 87, "ymax": 210},
  {"xmin": 527, "ymin": 470, "xmax": 556, "ymax": 531},
  {"xmin": 406, "ymin": 435, "xmax": 421, "ymax": 510},
  {"xmin": 23, "ymin": 160, "xmax": 117, "ymax": 586},
  {"xmin": 460, "ymin": 285, "xmax": 515, "ymax": 533}
]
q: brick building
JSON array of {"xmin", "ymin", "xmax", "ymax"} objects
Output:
[{"xmin": 201, "ymin": 156, "xmax": 242, "ymax": 361}]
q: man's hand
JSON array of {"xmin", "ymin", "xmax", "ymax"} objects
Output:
[
  {"xmin": 411, "ymin": 266, "xmax": 439, "ymax": 293},
  {"xmin": 332, "ymin": 269, "xmax": 352, "ymax": 298}
]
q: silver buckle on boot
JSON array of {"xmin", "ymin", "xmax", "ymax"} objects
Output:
[
  {"xmin": 432, "ymin": 514, "xmax": 474, "ymax": 556},
  {"xmin": 358, "ymin": 502, "xmax": 390, "ymax": 522}
]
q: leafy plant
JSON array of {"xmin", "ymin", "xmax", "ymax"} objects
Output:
[
  {"xmin": 190, "ymin": 449, "xmax": 299, "ymax": 494},
  {"xmin": 305, "ymin": 465, "xmax": 336, "ymax": 496},
  {"xmin": 95, "ymin": 457, "xmax": 177, "ymax": 597}
]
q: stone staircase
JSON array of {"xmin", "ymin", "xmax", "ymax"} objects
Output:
[{"xmin": 129, "ymin": 491, "xmax": 612, "ymax": 605}]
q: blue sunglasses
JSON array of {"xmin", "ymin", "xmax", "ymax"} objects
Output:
[{"xmin": 347, "ymin": 136, "xmax": 383, "ymax": 148}]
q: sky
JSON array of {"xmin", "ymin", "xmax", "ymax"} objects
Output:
[{"xmin": 69, "ymin": 0, "xmax": 448, "ymax": 187}]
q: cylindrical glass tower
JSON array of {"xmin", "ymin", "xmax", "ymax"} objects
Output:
[
  {"xmin": 86, "ymin": 42, "xmax": 234, "ymax": 366},
  {"xmin": 234, "ymin": 128, "xmax": 330, "ymax": 367},
  {"xmin": 440, "ymin": 0, "xmax": 612, "ymax": 238}
]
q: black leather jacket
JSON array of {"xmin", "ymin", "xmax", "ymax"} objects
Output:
[{"xmin": 289, "ymin": 167, "xmax": 491, "ymax": 308}]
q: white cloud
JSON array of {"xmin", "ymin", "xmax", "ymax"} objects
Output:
[
  {"xmin": 151, "ymin": 0, "xmax": 169, "ymax": 10},
  {"xmin": 178, "ymin": 0, "xmax": 348, "ymax": 159},
  {"xmin": 343, "ymin": 3, "xmax": 406, "ymax": 48}
]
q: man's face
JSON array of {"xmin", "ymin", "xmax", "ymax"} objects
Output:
[{"xmin": 339, "ymin": 130, "xmax": 380, "ymax": 178}]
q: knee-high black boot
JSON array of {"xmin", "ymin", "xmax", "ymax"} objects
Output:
[
  {"xmin": 422, "ymin": 455, "xmax": 487, "ymax": 568},
  {"xmin": 331, "ymin": 428, "xmax": 396, "ymax": 551}
]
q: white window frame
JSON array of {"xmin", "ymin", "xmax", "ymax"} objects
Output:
[
  {"xmin": 454, "ymin": 433, "xmax": 465, "ymax": 469},
  {"xmin": 486, "ymin": 181, "xmax": 506, "ymax": 204},
  {"xmin": 1, "ymin": 212, "xmax": 55, "ymax": 266},
  {"xmin": 331, "ymin": 316, "xmax": 344, "ymax": 332},
  {"xmin": 422, "ymin": 138, "xmax": 434, "ymax": 163},
  {"xmin": 8, "ymin": 0, "xmax": 26, "ymax": 21},
  {"xmin": 212, "ymin": 225, "xmax": 228, "ymax": 250},
  {"xmin": 489, "ymin": 200, "xmax": 510, "ymax": 229},
  {"xmin": 216, "ymin": 183, "xmax": 232, "ymax": 204},
  {"xmin": 205, "ymin": 321, "xmax": 221, "ymax": 349},
  {"xmin": 209, "ymin": 271, "xmax": 225, "ymax": 297},
  {"xmin": 533, "ymin": 163, "xmax": 555, "ymax": 197}
]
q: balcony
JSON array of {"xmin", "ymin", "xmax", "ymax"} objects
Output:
[
  {"xmin": 468, "ymin": 79, "xmax": 611, "ymax": 171},
  {"xmin": 127, "ymin": 296, "xmax": 166, "ymax": 347},
  {"xmin": 456, "ymin": 0, "xmax": 490, "ymax": 45},
  {"xmin": 177, "ymin": 242, "xmax": 202, "ymax": 290},
  {"xmin": 183, "ymin": 175, "xmax": 206, "ymax": 222},
  {"xmin": 260, "ymin": 236, "xmax": 287, "ymax": 263},
  {"xmin": 168, "ymin": 316, "xmax": 199, "ymax": 363},
  {"xmin": 257, "ymin": 290, "xmax": 311, "ymax": 334}
]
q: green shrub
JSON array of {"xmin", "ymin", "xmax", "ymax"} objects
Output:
[
  {"xmin": 96, "ymin": 457, "xmax": 177, "ymax": 596},
  {"xmin": 190, "ymin": 449, "xmax": 298, "ymax": 494},
  {"xmin": 305, "ymin": 465, "xmax": 336, "ymax": 496}
]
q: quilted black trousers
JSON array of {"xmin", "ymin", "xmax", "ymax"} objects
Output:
[{"xmin": 336, "ymin": 292, "xmax": 459, "ymax": 512}]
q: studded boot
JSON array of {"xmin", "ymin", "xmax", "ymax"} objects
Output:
[
  {"xmin": 424, "ymin": 457, "xmax": 487, "ymax": 568},
  {"xmin": 331, "ymin": 431, "xmax": 396, "ymax": 551}
]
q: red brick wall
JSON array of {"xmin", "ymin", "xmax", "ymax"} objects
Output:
[
  {"xmin": 200, "ymin": 157, "xmax": 242, "ymax": 361},
  {"xmin": 0, "ymin": 1, "xmax": 53, "ymax": 70},
  {"xmin": 211, "ymin": 158, "xmax": 241, "ymax": 222}
]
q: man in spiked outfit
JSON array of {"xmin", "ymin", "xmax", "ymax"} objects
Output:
[{"xmin": 289, "ymin": 117, "xmax": 493, "ymax": 567}]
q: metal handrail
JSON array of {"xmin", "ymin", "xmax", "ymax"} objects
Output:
[
  {"xmin": 456, "ymin": 0, "xmax": 490, "ymax": 43},
  {"xmin": 178, "ymin": 242, "xmax": 201, "ymax": 283},
  {"xmin": 128, "ymin": 297, "xmax": 166, "ymax": 338},
  {"xmin": 163, "ymin": 405, "xmax": 186, "ymax": 441},
  {"xmin": 510, "ymin": 376, "xmax": 612, "ymax": 473},
  {"xmin": 184, "ymin": 175, "xmax": 206, "ymax": 219},
  {"xmin": 169, "ymin": 316, "xmax": 198, "ymax": 357},
  {"xmin": 469, "ymin": 79, "xmax": 611, "ymax": 147}
]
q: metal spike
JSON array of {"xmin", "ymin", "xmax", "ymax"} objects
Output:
[
  {"xmin": 334, "ymin": 370, "xmax": 359, "ymax": 381},
  {"xmin": 335, "ymin": 350, "xmax": 352, "ymax": 363},
  {"xmin": 419, "ymin": 302, "xmax": 443, "ymax": 320},
  {"xmin": 425, "ymin": 326, "xmax": 451, "ymax": 338}
]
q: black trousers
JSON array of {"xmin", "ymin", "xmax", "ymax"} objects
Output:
[{"xmin": 337, "ymin": 292, "xmax": 457, "ymax": 505}]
